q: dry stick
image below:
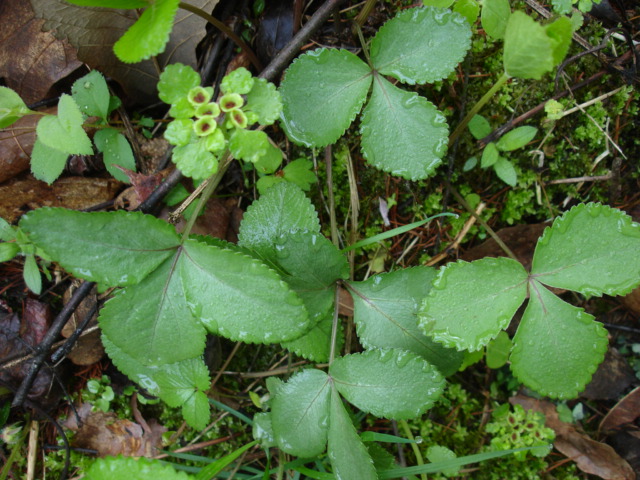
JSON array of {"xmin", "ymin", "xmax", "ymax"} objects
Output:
[
  {"xmin": 546, "ymin": 174, "xmax": 613, "ymax": 185},
  {"xmin": 27, "ymin": 420, "xmax": 38, "ymax": 480},
  {"xmin": 259, "ymin": 0, "xmax": 351, "ymax": 81}
]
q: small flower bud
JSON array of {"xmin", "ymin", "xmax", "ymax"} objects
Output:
[
  {"xmin": 193, "ymin": 117, "xmax": 217, "ymax": 136},
  {"xmin": 228, "ymin": 109, "xmax": 248, "ymax": 129},
  {"xmin": 187, "ymin": 86, "xmax": 213, "ymax": 106},
  {"xmin": 195, "ymin": 102, "xmax": 221, "ymax": 118},
  {"xmin": 219, "ymin": 93, "xmax": 244, "ymax": 112}
]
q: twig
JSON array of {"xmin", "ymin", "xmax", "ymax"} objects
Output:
[
  {"xmin": 259, "ymin": 0, "xmax": 351, "ymax": 81},
  {"xmin": 27, "ymin": 420, "xmax": 38, "ymax": 480},
  {"xmin": 545, "ymin": 174, "xmax": 613, "ymax": 185}
]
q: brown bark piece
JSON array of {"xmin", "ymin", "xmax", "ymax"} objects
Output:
[
  {"xmin": 0, "ymin": 176, "xmax": 122, "ymax": 223},
  {"xmin": 0, "ymin": 0, "xmax": 81, "ymax": 104},
  {"xmin": 512, "ymin": 394, "xmax": 636, "ymax": 480}
]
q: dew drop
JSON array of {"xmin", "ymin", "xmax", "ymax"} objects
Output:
[{"xmin": 83, "ymin": 82, "xmax": 92, "ymax": 89}]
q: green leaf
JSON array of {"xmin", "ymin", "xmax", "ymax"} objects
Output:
[
  {"xmin": 195, "ymin": 441, "xmax": 259, "ymax": 480},
  {"xmin": 0, "ymin": 218, "xmax": 15, "ymax": 242},
  {"xmin": 21, "ymin": 208, "xmax": 179, "ymax": 287},
  {"xmin": 370, "ymin": 7, "xmax": 472, "ymax": 85},
  {"xmin": 503, "ymin": 12, "xmax": 571, "ymax": 79},
  {"xmin": 282, "ymin": 158, "xmax": 317, "ymax": 191},
  {"xmin": 158, "ymin": 63, "xmax": 201, "ymax": 105},
  {"xmin": 101, "ymin": 336, "xmax": 161, "ymax": 396},
  {"xmin": 93, "ymin": 128, "xmax": 136, "ymax": 183},
  {"xmin": 30, "ymin": 139, "xmax": 69, "ymax": 185},
  {"xmin": 63, "ymin": 0, "xmax": 150, "ymax": 7},
  {"xmin": 245, "ymin": 78, "xmax": 282, "ymax": 126},
  {"xmin": 281, "ymin": 312, "xmax": 341, "ymax": 362},
  {"xmin": 71, "ymin": 71, "xmax": 111, "ymax": 121},
  {"xmin": 253, "ymin": 142, "xmax": 283, "ymax": 175},
  {"xmin": 172, "ymin": 138, "xmax": 218, "ymax": 180},
  {"xmin": 493, "ymin": 157, "xmax": 517, "ymax": 186},
  {"xmin": 454, "ymin": 0, "xmax": 480, "ymax": 26},
  {"xmin": 0, "ymin": 86, "xmax": 33, "ymax": 128},
  {"xmin": 423, "ymin": 0, "xmax": 455, "ymax": 8},
  {"xmin": 330, "ymin": 348, "xmax": 445, "ymax": 419},
  {"xmin": 426, "ymin": 446, "xmax": 459, "ymax": 476},
  {"xmin": 496, "ymin": 126, "xmax": 537, "ymax": 151},
  {"xmin": 468, "ymin": 114, "xmax": 491, "ymax": 139},
  {"xmin": 349, "ymin": 268, "xmax": 464, "ymax": 376},
  {"xmin": 328, "ymin": 388, "xmax": 378, "ymax": 480},
  {"xmin": 481, "ymin": 0, "xmax": 511, "ymax": 39},
  {"xmin": 552, "ymin": 0, "xmax": 573, "ymax": 14},
  {"xmin": 485, "ymin": 330, "xmax": 512, "ymax": 369},
  {"xmin": 23, "ymin": 254, "xmax": 41, "ymax": 294},
  {"xmin": 510, "ymin": 282, "xmax": 608, "ymax": 398},
  {"xmin": 480, "ymin": 142, "xmax": 499, "ymax": 168},
  {"xmin": 36, "ymin": 95, "xmax": 93, "ymax": 155},
  {"xmin": 253, "ymin": 412, "xmax": 276, "ymax": 448},
  {"xmin": 0, "ymin": 243, "xmax": 19, "ymax": 262},
  {"xmin": 280, "ymin": 48, "xmax": 372, "ymax": 147},
  {"xmin": 85, "ymin": 456, "xmax": 194, "ymax": 480},
  {"xmin": 113, "ymin": 0, "xmax": 180, "ymax": 63},
  {"xmin": 164, "ymin": 119, "xmax": 195, "ymax": 147},
  {"xmin": 238, "ymin": 182, "xmax": 320, "ymax": 263},
  {"xmin": 220, "ymin": 67, "xmax": 255, "ymax": 95},
  {"xmin": 180, "ymin": 239, "xmax": 309, "ymax": 343},
  {"xmin": 229, "ymin": 129, "xmax": 269, "ymax": 164},
  {"xmin": 360, "ymin": 76, "xmax": 448, "ymax": 180},
  {"xmin": 271, "ymin": 369, "xmax": 331, "ymax": 457},
  {"xmin": 274, "ymin": 230, "xmax": 349, "ymax": 320},
  {"xmin": 531, "ymin": 203, "xmax": 640, "ymax": 296},
  {"xmin": 419, "ymin": 257, "xmax": 528, "ymax": 351},
  {"xmin": 100, "ymin": 256, "xmax": 206, "ymax": 365},
  {"xmin": 156, "ymin": 358, "xmax": 211, "ymax": 429}
]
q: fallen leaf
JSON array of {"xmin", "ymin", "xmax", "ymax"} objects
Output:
[
  {"xmin": 0, "ymin": 176, "xmax": 122, "ymax": 223},
  {"xmin": 64, "ymin": 402, "xmax": 166, "ymax": 457},
  {"xmin": 0, "ymin": 0, "xmax": 81, "ymax": 104},
  {"xmin": 601, "ymin": 387, "xmax": 640, "ymax": 433},
  {"xmin": 168, "ymin": 196, "xmax": 242, "ymax": 242},
  {"xmin": 113, "ymin": 168, "xmax": 171, "ymax": 211},
  {"xmin": 582, "ymin": 348, "xmax": 636, "ymax": 401},
  {"xmin": 512, "ymin": 394, "xmax": 636, "ymax": 480},
  {"xmin": 620, "ymin": 286, "xmax": 640, "ymax": 316},
  {"xmin": 31, "ymin": 0, "xmax": 219, "ymax": 104},
  {"xmin": 61, "ymin": 284, "xmax": 104, "ymax": 366}
]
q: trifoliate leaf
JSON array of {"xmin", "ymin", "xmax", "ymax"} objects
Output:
[
  {"xmin": 531, "ymin": 203, "xmax": 640, "ymax": 296},
  {"xmin": 245, "ymin": 78, "xmax": 283, "ymax": 126},
  {"xmin": 229, "ymin": 129, "xmax": 269, "ymax": 163},
  {"xmin": 36, "ymin": 95, "xmax": 93, "ymax": 155},
  {"xmin": 361, "ymin": 76, "xmax": 448, "ymax": 180},
  {"xmin": 454, "ymin": 0, "xmax": 480, "ymax": 26},
  {"xmin": 271, "ymin": 369, "xmax": 331, "ymax": 457},
  {"xmin": 330, "ymin": 349, "xmax": 444, "ymax": 419},
  {"xmin": 30, "ymin": 139, "xmax": 69, "ymax": 185},
  {"xmin": 23, "ymin": 254, "xmax": 42, "ymax": 294},
  {"xmin": 280, "ymin": 48, "xmax": 372, "ymax": 147},
  {"xmin": 220, "ymin": 67, "xmax": 254, "ymax": 95},
  {"xmin": 0, "ymin": 86, "xmax": 34, "ymax": 128},
  {"xmin": 93, "ymin": 128, "xmax": 136, "ymax": 183},
  {"xmin": 156, "ymin": 358, "xmax": 211, "ymax": 429},
  {"xmin": 180, "ymin": 239, "xmax": 310, "ymax": 343},
  {"xmin": 481, "ymin": 0, "xmax": 511, "ymax": 39},
  {"xmin": 468, "ymin": 114, "xmax": 491, "ymax": 140},
  {"xmin": 20, "ymin": 208, "xmax": 179, "ymax": 287},
  {"xmin": 158, "ymin": 63, "xmax": 201, "ymax": 105},
  {"xmin": 493, "ymin": 157, "xmax": 517, "ymax": 186},
  {"xmin": 419, "ymin": 257, "xmax": 528, "ymax": 351},
  {"xmin": 370, "ymin": 7, "xmax": 472, "ymax": 85},
  {"xmin": 113, "ymin": 0, "xmax": 180, "ymax": 63},
  {"xmin": 100, "ymin": 256, "xmax": 206, "ymax": 365},
  {"xmin": 165, "ymin": 119, "xmax": 195, "ymax": 146},
  {"xmin": 481, "ymin": 142, "xmax": 499, "ymax": 168},
  {"xmin": 281, "ymin": 312, "xmax": 341, "ymax": 362},
  {"xmin": 328, "ymin": 388, "xmax": 378, "ymax": 480},
  {"xmin": 71, "ymin": 70, "xmax": 111, "ymax": 121},
  {"xmin": 84, "ymin": 456, "xmax": 194, "ymax": 480},
  {"xmin": 510, "ymin": 282, "xmax": 608, "ymax": 398},
  {"xmin": 496, "ymin": 126, "xmax": 538, "ymax": 151},
  {"xmin": 238, "ymin": 182, "xmax": 320, "ymax": 262},
  {"xmin": 172, "ymin": 138, "xmax": 218, "ymax": 180},
  {"xmin": 282, "ymin": 158, "xmax": 317, "ymax": 191},
  {"xmin": 349, "ymin": 267, "xmax": 463, "ymax": 376}
]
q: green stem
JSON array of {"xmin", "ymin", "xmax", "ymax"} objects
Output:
[
  {"xmin": 449, "ymin": 72, "xmax": 510, "ymax": 147},
  {"xmin": 328, "ymin": 284, "xmax": 341, "ymax": 365},
  {"xmin": 178, "ymin": 2, "xmax": 263, "ymax": 72},
  {"xmin": 398, "ymin": 420, "xmax": 427, "ymax": 480},
  {"xmin": 179, "ymin": 152, "xmax": 233, "ymax": 242}
]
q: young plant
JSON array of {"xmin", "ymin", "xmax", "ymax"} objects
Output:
[
  {"xmin": 0, "ymin": 71, "xmax": 136, "ymax": 184},
  {"xmin": 465, "ymin": 115, "xmax": 538, "ymax": 186}
]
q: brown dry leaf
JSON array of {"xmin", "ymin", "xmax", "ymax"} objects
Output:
[
  {"xmin": 0, "ymin": 109, "xmax": 56, "ymax": 184},
  {"xmin": 0, "ymin": 176, "xmax": 122, "ymax": 223},
  {"xmin": 511, "ymin": 394, "xmax": 636, "ymax": 480},
  {"xmin": 620, "ymin": 286, "xmax": 640, "ymax": 316},
  {"xmin": 61, "ymin": 284, "xmax": 104, "ymax": 366},
  {"xmin": 601, "ymin": 387, "xmax": 640, "ymax": 433},
  {"xmin": 31, "ymin": 0, "xmax": 218, "ymax": 104},
  {"xmin": 169, "ymin": 197, "xmax": 242, "ymax": 242},
  {"xmin": 64, "ymin": 403, "xmax": 166, "ymax": 457},
  {"xmin": 582, "ymin": 349, "xmax": 636, "ymax": 401},
  {"xmin": 113, "ymin": 168, "xmax": 171, "ymax": 211},
  {"xmin": 0, "ymin": 0, "xmax": 81, "ymax": 104}
]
